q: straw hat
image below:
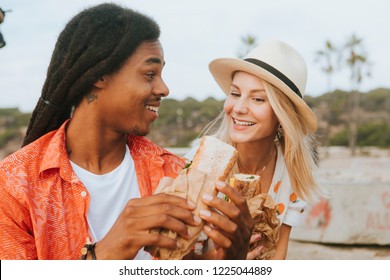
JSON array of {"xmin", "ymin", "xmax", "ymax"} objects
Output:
[{"xmin": 209, "ymin": 39, "xmax": 317, "ymax": 132}]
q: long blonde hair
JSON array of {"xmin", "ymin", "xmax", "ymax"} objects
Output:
[{"xmin": 197, "ymin": 80, "xmax": 323, "ymax": 203}]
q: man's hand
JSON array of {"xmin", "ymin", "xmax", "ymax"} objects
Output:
[{"xmin": 94, "ymin": 193, "xmax": 201, "ymax": 259}]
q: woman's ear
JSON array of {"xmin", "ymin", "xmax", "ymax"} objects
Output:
[{"xmin": 94, "ymin": 76, "xmax": 107, "ymax": 89}]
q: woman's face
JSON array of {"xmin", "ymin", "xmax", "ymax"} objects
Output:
[{"xmin": 223, "ymin": 71, "xmax": 279, "ymax": 144}]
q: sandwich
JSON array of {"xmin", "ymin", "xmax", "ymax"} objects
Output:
[
  {"xmin": 146, "ymin": 135, "xmax": 238, "ymax": 259},
  {"xmin": 231, "ymin": 173, "xmax": 280, "ymax": 260},
  {"xmin": 230, "ymin": 173, "xmax": 261, "ymax": 198}
]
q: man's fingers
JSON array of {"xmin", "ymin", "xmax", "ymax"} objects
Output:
[
  {"xmin": 123, "ymin": 203, "xmax": 201, "ymax": 227},
  {"xmin": 128, "ymin": 214, "xmax": 193, "ymax": 240},
  {"xmin": 122, "ymin": 232, "xmax": 179, "ymax": 256},
  {"xmin": 128, "ymin": 193, "xmax": 195, "ymax": 210}
]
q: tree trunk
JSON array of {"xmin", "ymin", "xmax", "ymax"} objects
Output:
[{"xmin": 348, "ymin": 90, "xmax": 360, "ymax": 156}]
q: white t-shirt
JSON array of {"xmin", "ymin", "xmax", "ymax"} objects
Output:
[{"xmin": 70, "ymin": 145, "xmax": 152, "ymax": 260}]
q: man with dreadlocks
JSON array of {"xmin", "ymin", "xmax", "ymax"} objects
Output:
[{"xmin": 0, "ymin": 3, "xmax": 252, "ymax": 260}]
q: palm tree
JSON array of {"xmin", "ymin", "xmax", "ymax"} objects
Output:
[
  {"xmin": 342, "ymin": 34, "xmax": 371, "ymax": 156},
  {"xmin": 315, "ymin": 40, "xmax": 338, "ymax": 147},
  {"xmin": 237, "ymin": 34, "xmax": 258, "ymax": 59}
]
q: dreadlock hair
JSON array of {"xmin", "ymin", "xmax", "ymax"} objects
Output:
[{"xmin": 22, "ymin": 3, "xmax": 160, "ymax": 146}]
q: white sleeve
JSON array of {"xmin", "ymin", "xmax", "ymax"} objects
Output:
[
  {"xmin": 183, "ymin": 140, "xmax": 200, "ymax": 161},
  {"xmin": 283, "ymin": 198, "xmax": 307, "ymax": 227}
]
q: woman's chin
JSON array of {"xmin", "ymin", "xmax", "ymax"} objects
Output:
[{"xmin": 230, "ymin": 134, "xmax": 250, "ymax": 144}]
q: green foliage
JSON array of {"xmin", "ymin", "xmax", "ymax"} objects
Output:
[
  {"xmin": 362, "ymin": 88, "xmax": 390, "ymax": 112},
  {"xmin": 0, "ymin": 108, "xmax": 20, "ymax": 116},
  {"xmin": 330, "ymin": 129, "xmax": 349, "ymax": 146},
  {"xmin": 0, "ymin": 128, "xmax": 22, "ymax": 147},
  {"xmin": 237, "ymin": 34, "xmax": 258, "ymax": 59},
  {"xmin": 329, "ymin": 123, "xmax": 390, "ymax": 147},
  {"xmin": 0, "ymin": 108, "xmax": 31, "ymax": 148},
  {"xmin": 147, "ymin": 97, "xmax": 224, "ymax": 147},
  {"xmin": 0, "ymin": 88, "xmax": 389, "ymax": 149},
  {"xmin": 357, "ymin": 123, "xmax": 390, "ymax": 147},
  {"xmin": 0, "ymin": 108, "xmax": 31, "ymax": 128}
]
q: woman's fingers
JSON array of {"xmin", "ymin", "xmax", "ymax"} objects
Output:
[
  {"xmin": 215, "ymin": 181, "xmax": 253, "ymax": 225},
  {"xmin": 202, "ymin": 224, "xmax": 232, "ymax": 249},
  {"xmin": 199, "ymin": 208, "xmax": 237, "ymax": 238},
  {"xmin": 201, "ymin": 182, "xmax": 253, "ymax": 234},
  {"xmin": 246, "ymin": 244, "xmax": 264, "ymax": 260},
  {"xmin": 197, "ymin": 181, "xmax": 254, "ymax": 259},
  {"xmin": 250, "ymin": 233, "xmax": 262, "ymax": 244}
]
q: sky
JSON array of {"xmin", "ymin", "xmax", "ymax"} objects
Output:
[{"xmin": 0, "ymin": 0, "xmax": 389, "ymax": 112}]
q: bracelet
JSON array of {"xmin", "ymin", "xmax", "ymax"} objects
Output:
[{"xmin": 81, "ymin": 242, "xmax": 97, "ymax": 260}]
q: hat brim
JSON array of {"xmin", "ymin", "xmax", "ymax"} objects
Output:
[{"xmin": 209, "ymin": 58, "xmax": 318, "ymax": 132}]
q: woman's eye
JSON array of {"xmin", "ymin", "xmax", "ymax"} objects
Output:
[
  {"xmin": 253, "ymin": 97, "xmax": 264, "ymax": 102},
  {"xmin": 230, "ymin": 92, "xmax": 240, "ymax": 97}
]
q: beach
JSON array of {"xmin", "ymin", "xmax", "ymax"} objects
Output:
[
  {"xmin": 287, "ymin": 240, "xmax": 390, "ymax": 260},
  {"xmin": 287, "ymin": 146, "xmax": 390, "ymax": 259}
]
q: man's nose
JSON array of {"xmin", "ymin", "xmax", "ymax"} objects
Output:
[{"xmin": 155, "ymin": 79, "xmax": 169, "ymax": 97}]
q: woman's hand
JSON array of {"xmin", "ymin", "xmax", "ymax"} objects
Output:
[
  {"xmin": 199, "ymin": 181, "xmax": 254, "ymax": 259},
  {"xmin": 94, "ymin": 193, "xmax": 201, "ymax": 259},
  {"xmin": 246, "ymin": 234, "xmax": 264, "ymax": 260}
]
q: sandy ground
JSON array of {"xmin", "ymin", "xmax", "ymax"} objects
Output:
[
  {"xmin": 287, "ymin": 240, "xmax": 390, "ymax": 260},
  {"xmin": 286, "ymin": 147, "xmax": 390, "ymax": 260}
]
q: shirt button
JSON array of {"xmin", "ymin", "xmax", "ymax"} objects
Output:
[{"xmin": 81, "ymin": 191, "xmax": 87, "ymax": 197}]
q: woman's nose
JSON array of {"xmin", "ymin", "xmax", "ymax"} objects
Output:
[{"xmin": 233, "ymin": 98, "xmax": 249, "ymax": 114}]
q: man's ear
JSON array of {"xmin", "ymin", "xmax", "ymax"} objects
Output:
[{"xmin": 94, "ymin": 76, "xmax": 108, "ymax": 89}]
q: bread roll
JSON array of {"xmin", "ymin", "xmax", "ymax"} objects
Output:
[
  {"xmin": 231, "ymin": 173, "xmax": 260, "ymax": 198},
  {"xmin": 231, "ymin": 173, "xmax": 280, "ymax": 260},
  {"xmin": 146, "ymin": 136, "xmax": 238, "ymax": 259}
]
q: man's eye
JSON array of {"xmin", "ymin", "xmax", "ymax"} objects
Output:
[
  {"xmin": 146, "ymin": 73, "xmax": 155, "ymax": 79},
  {"xmin": 230, "ymin": 92, "xmax": 240, "ymax": 97}
]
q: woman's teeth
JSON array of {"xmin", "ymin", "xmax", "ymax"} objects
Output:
[{"xmin": 233, "ymin": 118, "xmax": 255, "ymax": 126}]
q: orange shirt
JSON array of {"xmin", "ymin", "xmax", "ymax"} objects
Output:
[{"xmin": 0, "ymin": 121, "xmax": 185, "ymax": 259}]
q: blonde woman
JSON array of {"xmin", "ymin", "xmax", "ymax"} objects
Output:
[{"xmin": 186, "ymin": 39, "xmax": 323, "ymax": 259}]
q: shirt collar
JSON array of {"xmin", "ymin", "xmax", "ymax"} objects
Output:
[
  {"xmin": 39, "ymin": 120, "xmax": 77, "ymax": 182},
  {"xmin": 127, "ymin": 134, "xmax": 172, "ymax": 158},
  {"xmin": 39, "ymin": 122, "xmax": 176, "ymax": 182}
]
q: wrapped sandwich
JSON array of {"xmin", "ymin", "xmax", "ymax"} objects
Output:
[
  {"xmin": 146, "ymin": 136, "xmax": 238, "ymax": 259},
  {"xmin": 231, "ymin": 173, "xmax": 281, "ymax": 260}
]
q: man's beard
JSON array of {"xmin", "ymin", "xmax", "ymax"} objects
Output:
[{"xmin": 131, "ymin": 125, "xmax": 150, "ymax": 137}]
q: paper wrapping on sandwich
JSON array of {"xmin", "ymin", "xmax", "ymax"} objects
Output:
[
  {"xmin": 145, "ymin": 136, "xmax": 238, "ymax": 259},
  {"xmin": 231, "ymin": 174, "xmax": 281, "ymax": 260}
]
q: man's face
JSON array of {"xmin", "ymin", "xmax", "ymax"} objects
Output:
[
  {"xmin": 0, "ymin": 9, "xmax": 4, "ymax": 23},
  {"xmin": 95, "ymin": 40, "xmax": 169, "ymax": 136}
]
